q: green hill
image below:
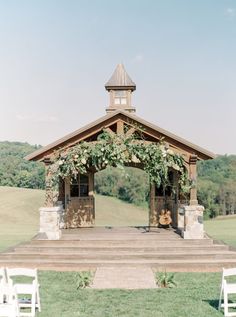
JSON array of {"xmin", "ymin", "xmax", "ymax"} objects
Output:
[
  {"xmin": 205, "ymin": 216, "xmax": 236, "ymax": 247},
  {"xmin": 0, "ymin": 186, "xmax": 148, "ymax": 251},
  {"xmin": 1, "ymin": 186, "xmax": 236, "ymax": 252},
  {"xmin": 1, "ymin": 141, "xmax": 236, "ymax": 218},
  {"xmin": 95, "ymin": 194, "xmax": 148, "ymax": 227},
  {"xmin": 0, "ymin": 186, "xmax": 44, "ymax": 251}
]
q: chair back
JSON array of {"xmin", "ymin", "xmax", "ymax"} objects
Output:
[
  {"xmin": 6, "ymin": 268, "xmax": 38, "ymax": 285},
  {"xmin": 0, "ymin": 268, "xmax": 7, "ymax": 304},
  {"xmin": 223, "ymin": 267, "xmax": 236, "ymax": 278},
  {"xmin": 0, "ymin": 268, "xmax": 6, "ymax": 284}
]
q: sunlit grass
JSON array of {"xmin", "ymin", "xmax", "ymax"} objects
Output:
[
  {"xmin": 0, "ymin": 186, "xmax": 44, "ymax": 251},
  {"xmin": 205, "ymin": 215, "xmax": 236, "ymax": 247},
  {"xmin": 36, "ymin": 271, "xmax": 223, "ymax": 317},
  {"xmin": 0, "ymin": 187, "xmax": 148, "ymax": 251}
]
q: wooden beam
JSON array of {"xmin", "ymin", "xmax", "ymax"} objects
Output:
[
  {"xmin": 125, "ymin": 127, "xmax": 136, "ymax": 137},
  {"xmin": 104, "ymin": 127, "xmax": 115, "ymax": 136},
  {"xmin": 117, "ymin": 120, "xmax": 124, "ymax": 135}
]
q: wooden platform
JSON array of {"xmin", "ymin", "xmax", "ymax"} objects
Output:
[{"xmin": 0, "ymin": 227, "xmax": 236, "ymax": 272}]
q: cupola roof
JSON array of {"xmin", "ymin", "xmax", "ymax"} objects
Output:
[{"xmin": 105, "ymin": 64, "xmax": 136, "ymax": 91}]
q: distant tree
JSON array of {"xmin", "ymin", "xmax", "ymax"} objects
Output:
[
  {"xmin": 0, "ymin": 141, "xmax": 45, "ymax": 189},
  {"xmin": 1, "ymin": 140, "xmax": 236, "ymax": 218},
  {"xmin": 198, "ymin": 155, "xmax": 236, "ymax": 217},
  {"xmin": 95, "ymin": 167, "xmax": 149, "ymax": 207}
]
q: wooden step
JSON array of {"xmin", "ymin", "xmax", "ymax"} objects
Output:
[
  {"xmin": 28, "ymin": 239, "xmax": 214, "ymax": 247},
  {"xmin": 1, "ymin": 258, "xmax": 236, "ymax": 272},
  {"xmin": 1, "ymin": 251, "xmax": 236, "ymax": 261},
  {"xmin": 1, "ymin": 227, "xmax": 234, "ymax": 272},
  {"xmin": 13, "ymin": 245, "xmax": 229, "ymax": 254}
]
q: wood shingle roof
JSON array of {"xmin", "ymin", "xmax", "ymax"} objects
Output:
[{"xmin": 105, "ymin": 64, "xmax": 136, "ymax": 91}]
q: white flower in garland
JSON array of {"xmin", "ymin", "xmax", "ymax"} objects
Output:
[
  {"xmin": 51, "ymin": 130, "xmax": 190, "ymax": 195},
  {"xmin": 131, "ymin": 155, "xmax": 140, "ymax": 163},
  {"xmin": 167, "ymin": 149, "xmax": 174, "ymax": 156},
  {"xmin": 173, "ymin": 163, "xmax": 180, "ymax": 171},
  {"xmin": 162, "ymin": 150, "xmax": 167, "ymax": 158},
  {"xmin": 81, "ymin": 158, "xmax": 87, "ymax": 165}
]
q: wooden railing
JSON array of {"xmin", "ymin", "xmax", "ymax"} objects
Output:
[{"xmin": 65, "ymin": 196, "xmax": 95, "ymax": 228}]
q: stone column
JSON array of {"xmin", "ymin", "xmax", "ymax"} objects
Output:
[
  {"xmin": 182, "ymin": 205, "xmax": 204, "ymax": 239},
  {"xmin": 189, "ymin": 155, "xmax": 198, "ymax": 206},
  {"xmin": 149, "ymin": 183, "xmax": 158, "ymax": 227},
  {"xmin": 38, "ymin": 157, "xmax": 62, "ymax": 240},
  {"xmin": 39, "ymin": 205, "xmax": 63, "ymax": 240}
]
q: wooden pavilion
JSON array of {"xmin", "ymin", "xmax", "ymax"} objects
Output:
[{"xmin": 26, "ymin": 64, "xmax": 215, "ymax": 240}]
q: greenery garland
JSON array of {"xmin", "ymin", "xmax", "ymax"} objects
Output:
[{"xmin": 49, "ymin": 130, "xmax": 190, "ymax": 196}]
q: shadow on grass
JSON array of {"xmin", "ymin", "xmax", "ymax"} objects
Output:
[
  {"xmin": 204, "ymin": 299, "xmax": 219, "ymax": 310},
  {"xmin": 204, "ymin": 299, "xmax": 236, "ymax": 316}
]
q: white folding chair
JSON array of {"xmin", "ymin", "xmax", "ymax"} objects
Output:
[
  {"xmin": 0, "ymin": 268, "xmax": 7, "ymax": 304},
  {"xmin": 0, "ymin": 284, "xmax": 19, "ymax": 317},
  {"xmin": 219, "ymin": 267, "xmax": 236, "ymax": 317},
  {"xmin": 0, "ymin": 268, "xmax": 7, "ymax": 284},
  {"xmin": 6, "ymin": 268, "xmax": 41, "ymax": 317}
]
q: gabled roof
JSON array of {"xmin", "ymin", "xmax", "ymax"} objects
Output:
[
  {"xmin": 26, "ymin": 110, "xmax": 215, "ymax": 162},
  {"xmin": 105, "ymin": 64, "xmax": 136, "ymax": 91}
]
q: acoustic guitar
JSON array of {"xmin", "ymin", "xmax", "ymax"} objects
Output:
[{"xmin": 159, "ymin": 209, "xmax": 172, "ymax": 227}]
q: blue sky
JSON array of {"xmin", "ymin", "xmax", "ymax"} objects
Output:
[{"xmin": 0, "ymin": 0, "xmax": 236, "ymax": 154}]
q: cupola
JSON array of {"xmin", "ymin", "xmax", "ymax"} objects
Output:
[{"xmin": 105, "ymin": 64, "xmax": 136, "ymax": 113}]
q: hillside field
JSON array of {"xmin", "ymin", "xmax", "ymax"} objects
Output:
[
  {"xmin": 205, "ymin": 216, "xmax": 236, "ymax": 247},
  {"xmin": 0, "ymin": 186, "xmax": 148, "ymax": 251},
  {"xmin": 0, "ymin": 186, "xmax": 44, "ymax": 251},
  {"xmin": 1, "ymin": 186, "xmax": 236, "ymax": 251}
]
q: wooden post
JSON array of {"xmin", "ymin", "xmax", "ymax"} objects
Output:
[
  {"xmin": 44, "ymin": 158, "xmax": 54, "ymax": 207},
  {"xmin": 172, "ymin": 171, "xmax": 179, "ymax": 227},
  {"xmin": 127, "ymin": 90, "xmax": 131, "ymax": 107},
  {"xmin": 189, "ymin": 155, "xmax": 198, "ymax": 205},
  {"xmin": 109, "ymin": 90, "xmax": 114, "ymax": 107},
  {"xmin": 149, "ymin": 183, "xmax": 158, "ymax": 227},
  {"xmin": 88, "ymin": 172, "xmax": 94, "ymax": 196},
  {"xmin": 88, "ymin": 172, "xmax": 95, "ymax": 225},
  {"xmin": 117, "ymin": 120, "xmax": 124, "ymax": 135}
]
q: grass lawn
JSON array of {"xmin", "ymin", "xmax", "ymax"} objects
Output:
[
  {"xmin": 36, "ymin": 271, "xmax": 224, "ymax": 317},
  {"xmin": 0, "ymin": 186, "xmax": 44, "ymax": 252},
  {"xmin": 95, "ymin": 194, "xmax": 148, "ymax": 227},
  {"xmin": 0, "ymin": 187, "xmax": 148, "ymax": 251},
  {"xmin": 205, "ymin": 215, "xmax": 236, "ymax": 248}
]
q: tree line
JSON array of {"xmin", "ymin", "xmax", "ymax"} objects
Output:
[
  {"xmin": 198, "ymin": 155, "xmax": 236, "ymax": 218},
  {"xmin": 0, "ymin": 141, "xmax": 236, "ymax": 218},
  {"xmin": 0, "ymin": 141, "xmax": 45, "ymax": 189}
]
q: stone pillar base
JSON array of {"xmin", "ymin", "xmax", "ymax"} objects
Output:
[
  {"xmin": 181, "ymin": 205, "xmax": 204, "ymax": 239},
  {"xmin": 39, "ymin": 206, "xmax": 63, "ymax": 240}
]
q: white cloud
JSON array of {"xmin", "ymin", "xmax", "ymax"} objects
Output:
[
  {"xmin": 131, "ymin": 54, "xmax": 144, "ymax": 63},
  {"xmin": 16, "ymin": 114, "xmax": 59, "ymax": 123},
  {"xmin": 16, "ymin": 114, "xmax": 31, "ymax": 121},
  {"xmin": 37, "ymin": 116, "xmax": 59, "ymax": 123},
  {"xmin": 225, "ymin": 8, "xmax": 235, "ymax": 18}
]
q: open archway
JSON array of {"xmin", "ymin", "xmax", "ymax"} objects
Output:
[{"xmin": 94, "ymin": 167, "xmax": 150, "ymax": 227}]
